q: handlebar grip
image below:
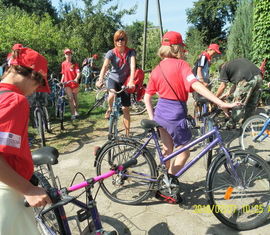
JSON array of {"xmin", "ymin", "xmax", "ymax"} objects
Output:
[{"xmin": 121, "ymin": 158, "xmax": 137, "ymax": 170}]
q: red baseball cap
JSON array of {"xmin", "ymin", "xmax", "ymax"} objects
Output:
[
  {"xmin": 92, "ymin": 54, "xmax": 98, "ymax": 59},
  {"xmin": 10, "ymin": 47, "xmax": 50, "ymax": 93},
  {"xmin": 12, "ymin": 43, "xmax": 23, "ymax": 50},
  {"xmin": 208, "ymin": 44, "xmax": 221, "ymax": 54},
  {"xmin": 64, "ymin": 48, "xmax": 72, "ymax": 54},
  {"xmin": 162, "ymin": 31, "xmax": 186, "ymax": 47}
]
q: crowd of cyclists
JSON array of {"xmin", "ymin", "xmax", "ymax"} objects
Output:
[{"xmin": 0, "ymin": 28, "xmax": 269, "ymax": 234}]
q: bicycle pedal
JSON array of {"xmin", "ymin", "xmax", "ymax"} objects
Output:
[{"xmin": 77, "ymin": 209, "xmax": 91, "ymax": 222}]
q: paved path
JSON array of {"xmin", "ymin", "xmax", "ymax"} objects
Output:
[{"xmin": 50, "ymin": 100, "xmax": 270, "ymax": 235}]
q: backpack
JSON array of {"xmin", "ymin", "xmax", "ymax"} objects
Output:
[{"xmin": 124, "ymin": 68, "xmax": 145, "ymax": 95}]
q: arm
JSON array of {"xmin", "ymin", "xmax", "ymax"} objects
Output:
[
  {"xmin": 74, "ymin": 71, "xmax": 81, "ymax": 83},
  {"xmin": 197, "ymin": 67, "xmax": 208, "ymax": 87},
  {"xmin": 144, "ymin": 93, "xmax": 154, "ymax": 120},
  {"xmin": 127, "ymin": 55, "xmax": 136, "ymax": 87},
  {"xmin": 96, "ymin": 58, "xmax": 111, "ymax": 88},
  {"xmin": 215, "ymin": 81, "xmax": 227, "ymax": 98},
  {"xmin": 0, "ymin": 156, "xmax": 51, "ymax": 207},
  {"xmin": 192, "ymin": 81, "xmax": 239, "ymax": 110}
]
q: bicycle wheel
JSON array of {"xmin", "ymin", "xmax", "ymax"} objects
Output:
[
  {"xmin": 33, "ymin": 172, "xmax": 63, "ymax": 234},
  {"xmin": 130, "ymin": 94, "xmax": 146, "ymax": 115},
  {"xmin": 87, "ymin": 90, "xmax": 107, "ymax": 115},
  {"xmin": 43, "ymin": 107, "xmax": 51, "ymax": 133},
  {"xmin": 59, "ymin": 100, "xmax": 65, "ymax": 130},
  {"xmin": 36, "ymin": 109, "xmax": 46, "ymax": 147},
  {"xmin": 96, "ymin": 139, "xmax": 157, "ymax": 205},
  {"xmin": 108, "ymin": 115, "xmax": 118, "ymax": 140},
  {"xmin": 240, "ymin": 115, "xmax": 270, "ymax": 156},
  {"xmin": 206, "ymin": 150, "xmax": 270, "ymax": 230}
]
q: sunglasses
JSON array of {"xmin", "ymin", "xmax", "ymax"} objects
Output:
[{"xmin": 116, "ymin": 37, "xmax": 125, "ymax": 42}]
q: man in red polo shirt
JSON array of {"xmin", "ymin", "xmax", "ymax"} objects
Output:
[{"xmin": 0, "ymin": 46, "xmax": 51, "ymax": 234}]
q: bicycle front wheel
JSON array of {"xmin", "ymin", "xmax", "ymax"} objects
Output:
[
  {"xmin": 33, "ymin": 172, "xmax": 62, "ymax": 234},
  {"xmin": 206, "ymin": 150, "xmax": 270, "ymax": 230},
  {"xmin": 96, "ymin": 139, "xmax": 157, "ymax": 205},
  {"xmin": 36, "ymin": 110, "xmax": 46, "ymax": 147},
  {"xmin": 240, "ymin": 115, "xmax": 270, "ymax": 156}
]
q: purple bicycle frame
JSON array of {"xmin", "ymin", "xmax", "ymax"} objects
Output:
[{"xmin": 136, "ymin": 125, "xmax": 238, "ymax": 179}]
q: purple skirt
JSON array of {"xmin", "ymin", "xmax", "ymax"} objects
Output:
[{"xmin": 154, "ymin": 98, "xmax": 192, "ymax": 147}]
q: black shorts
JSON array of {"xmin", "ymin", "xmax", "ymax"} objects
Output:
[{"xmin": 107, "ymin": 78, "xmax": 131, "ymax": 107}]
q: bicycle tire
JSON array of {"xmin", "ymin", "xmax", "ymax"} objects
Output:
[
  {"xmin": 130, "ymin": 94, "xmax": 146, "ymax": 115},
  {"xmin": 36, "ymin": 110, "xmax": 46, "ymax": 147},
  {"xmin": 43, "ymin": 107, "xmax": 51, "ymax": 132},
  {"xmin": 240, "ymin": 115, "xmax": 270, "ymax": 156},
  {"xmin": 206, "ymin": 150, "xmax": 270, "ymax": 230},
  {"xmin": 108, "ymin": 114, "xmax": 118, "ymax": 140},
  {"xmin": 96, "ymin": 139, "xmax": 157, "ymax": 205},
  {"xmin": 33, "ymin": 172, "xmax": 63, "ymax": 235},
  {"xmin": 87, "ymin": 93, "xmax": 106, "ymax": 115},
  {"xmin": 59, "ymin": 101, "xmax": 65, "ymax": 130}
]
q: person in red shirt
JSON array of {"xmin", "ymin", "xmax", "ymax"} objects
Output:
[
  {"xmin": 61, "ymin": 48, "xmax": 81, "ymax": 120},
  {"xmin": 0, "ymin": 46, "xmax": 51, "ymax": 234},
  {"xmin": 144, "ymin": 31, "xmax": 240, "ymax": 202}
]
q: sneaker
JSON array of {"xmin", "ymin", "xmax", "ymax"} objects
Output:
[
  {"xmin": 155, "ymin": 174, "xmax": 182, "ymax": 204},
  {"xmin": 155, "ymin": 190, "xmax": 183, "ymax": 204},
  {"xmin": 71, "ymin": 115, "xmax": 76, "ymax": 120}
]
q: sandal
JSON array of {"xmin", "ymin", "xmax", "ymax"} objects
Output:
[{"xmin": 104, "ymin": 110, "xmax": 111, "ymax": 119}]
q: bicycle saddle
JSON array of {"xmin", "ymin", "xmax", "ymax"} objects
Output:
[
  {"xmin": 140, "ymin": 119, "xmax": 160, "ymax": 129},
  {"xmin": 32, "ymin": 146, "xmax": 59, "ymax": 166}
]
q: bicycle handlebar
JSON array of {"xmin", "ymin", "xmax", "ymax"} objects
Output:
[{"xmin": 108, "ymin": 85, "xmax": 130, "ymax": 94}]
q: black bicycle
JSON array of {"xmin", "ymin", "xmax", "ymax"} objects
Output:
[{"xmin": 29, "ymin": 92, "xmax": 51, "ymax": 147}]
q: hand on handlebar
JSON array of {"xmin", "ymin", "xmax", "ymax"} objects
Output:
[
  {"xmin": 24, "ymin": 186, "xmax": 51, "ymax": 207},
  {"xmin": 96, "ymin": 79, "xmax": 104, "ymax": 89}
]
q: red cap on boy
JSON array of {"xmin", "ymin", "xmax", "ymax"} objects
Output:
[
  {"xmin": 10, "ymin": 47, "xmax": 50, "ymax": 93},
  {"xmin": 162, "ymin": 31, "xmax": 186, "ymax": 47}
]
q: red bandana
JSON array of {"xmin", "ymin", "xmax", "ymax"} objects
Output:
[{"xmin": 113, "ymin": 47, "xmax": 130, "ymax": 67}]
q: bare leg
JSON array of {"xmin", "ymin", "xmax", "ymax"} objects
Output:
[
  {"xmin": 72, "ymin": 88, "xmax": 79, "ymax": 115},
  {"xmin": 158, "ymin": 128, "xmax": 174, "ymax": 170},
  {"xmin": 65, "ymin": 87, "xmax": 75, "ymax": 115},
  {"xmin": 159, "ymin": 128, "xmax": 190, "ymax": 175},
  {"xmin": 105, "ymin": 91, "xmax": 115, "ymax": 118},
  {"xmin": 170, "ymin": 148, "xmax": 190, "ymax": 175},
  {"xmin": 122, "ymin": 106, "xmax": 130, "ymax": 136}
]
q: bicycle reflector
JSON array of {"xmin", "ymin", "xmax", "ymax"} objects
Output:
[{"xmin": 224, "ymin": 186, "xmax": 234, "ymax": 200}]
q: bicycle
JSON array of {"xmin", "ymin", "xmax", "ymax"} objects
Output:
[
  {"xmin": 239, "ymin": 110, "xmax": 270, "ymax": 157},
  {"xmin": 29, "ymin": 146, "xmax": 137, "ymax": 234},
  {"xmin": 53, "ymin": 80, "xmax": 79, "ymax": 130},
  {"xmin": 29, "ymin": 92, "xmax": 51, "ymax": 147},
  {"xmin": 94, "ymin": 108, "xmax": 270, "ymax": 231},
  {"xmin": 87, "ymin": 87, "xmax": 108, "ymax": 115},
  {"xmin": 107, "ymin": 86, "xmax": 128, "ymax": 140}
]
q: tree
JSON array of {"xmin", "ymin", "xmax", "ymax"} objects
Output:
[
  {"xmin": 226, "ymin": 0, "xmax": 253, "ymax": 61},
  {"xmin": 185, "ymin": 27, "xmax": 206, "ymax": 66},
  {"xmin": 0, "ymin": 0, "xmax": 57, "ymax": 20},
  {"xmin": 252, "ymin": 0, "xmax": 270, "ymax": 80},
  {"xmin": 186, "ymin": 0, "xmax": 237, "ymax": 45}
]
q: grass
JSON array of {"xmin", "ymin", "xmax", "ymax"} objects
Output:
[{"xmin": 29, "ymin": 89, "xmax": 109, "ymax": 153}]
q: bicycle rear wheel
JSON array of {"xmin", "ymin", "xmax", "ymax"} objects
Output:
[
  {"xmin": 130, "ymin": 94, "xmax": 146, "ymax": 115},
  {"xmin": 96, "ymin": 139, "xmax": 157, "ymax": 205},
  {"xmin": 33, "ymin": 172, "xmax": 63, "ymax": 234},
  {"xmin": 240, "ymin": 115, "xmax": 270, "ymax": 156},
  {"xmin": 206, "ymin": 150, "xmax": 270, "ymax": 230}
]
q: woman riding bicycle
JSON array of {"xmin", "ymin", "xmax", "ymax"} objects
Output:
[
  {"xmin": 96, "ymin": 30, "xmax": 136, "ymax": 137},
  {"xmin": 61, "ymin": 48, "xmax": 80, "ymax": 120}
]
